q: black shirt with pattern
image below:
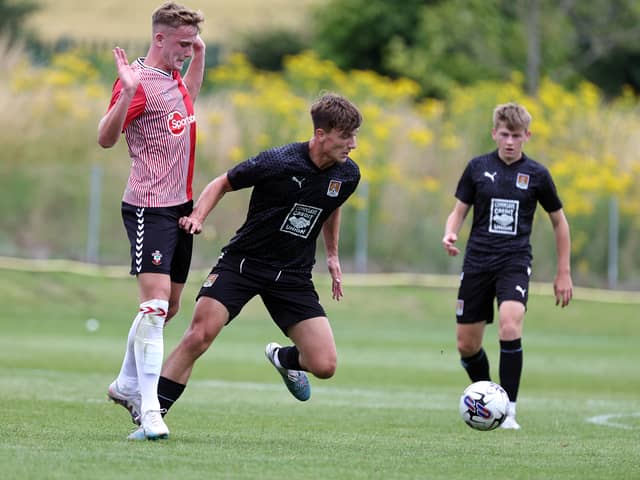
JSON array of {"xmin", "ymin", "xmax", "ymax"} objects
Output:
[
  {"xmin": 223, "ymin": 141, "xmax": 360, "ymax": 272},
  {"xmin": 455, "ymin": 150, "xmax": 562, "ymax": 272}
]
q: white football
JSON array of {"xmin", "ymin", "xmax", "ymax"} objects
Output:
[{"xmin": 459, "ymin": 381, "xmax": 509, "ymax": 431}]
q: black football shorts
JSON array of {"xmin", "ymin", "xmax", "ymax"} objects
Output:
[
  {"xmin": 197, "ymin": 253, "xmax": 326, "ymax": 336},
  {"xmin": 121, "ymin": 201, "xmax": 193, "ymax": 283},
  {"xmin": 455, "ymin": 264, "xmax": 531, "ymax": 324}
]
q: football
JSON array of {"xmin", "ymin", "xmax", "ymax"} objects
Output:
[{"xmin": 459, "ymin": 381, "xmax": 509, "ymax": 431}]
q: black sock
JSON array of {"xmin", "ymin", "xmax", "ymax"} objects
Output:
[
  {"xmin": 499, "ymin": 338, "xmax": 523, "ymax": 402},
  {"xmin": 460, "ymin": 348, "xmax": 491, "ymax": 382},
  {"xmin": 158, "ymin": 375, "xmax": 186, "ymax": 414},
  {"xmin": 277, "ymin": 346, "xmax": 302, "ymax": 370}
]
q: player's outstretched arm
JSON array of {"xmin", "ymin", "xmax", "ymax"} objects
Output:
[
  {"xmin": 179, "ymin": 173, "xmax": 233, "ymax": 234},
  {"xmin": 98, "ymin": 47, "xmax": 140, "ymax": 148},
  {"xmin": 549, "ymin": 209, "xmax": 573, "ymax": 307},
  {"xmin": 322, "ymin": 208, "xmax": 343, "ymax": 301},
  {"xmin": 443, "ymin": 200, "xmax": 470, "ymax": 256}
]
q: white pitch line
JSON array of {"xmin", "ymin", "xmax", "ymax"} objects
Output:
[{"xmin": 586, "ymin": 412, "xmax": 640, "ymax": 430}]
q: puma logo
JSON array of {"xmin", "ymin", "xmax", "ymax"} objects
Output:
[
  {"xmin": 515, "ymin": 285, "xmax": 527, "ymax": 297},
  {"xmin": 292, "ymin": 176, "xmax": 305, "ymax": 188},
  {"xmin": 484, "ymin": 171, "xmax": 497, "ymax": 182}
]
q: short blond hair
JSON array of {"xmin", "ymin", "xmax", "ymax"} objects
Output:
[
  {"xmin": 152, "ymin": 2, "xmax": 204, "ymax": 32},
  {"xmin": 493, "ymin": 102, "xmax": 531, "ymax": 131}
]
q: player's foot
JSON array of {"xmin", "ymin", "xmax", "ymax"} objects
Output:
[
  {"xmin": 265, "ymin": 342, "xmax": 311, "ymax": 401},
  {"xmin": 127, "ymin": 410, "xmax": 169, "ymax": 440},
  {"xmin": 500, "ymin": 415, "xmax": 521, "ymax": 430},
  {"xmin": 108, "ymin": 380, "xmax": 141, "ymax": 425}
]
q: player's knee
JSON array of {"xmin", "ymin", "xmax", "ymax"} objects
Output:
[
  {"xmin": 309, "ymin": 355, "xmax": 337, "ymax": 379},
  {"xmin": 457, "ymin": 338, "xmax": 480, "ymax": 357},
  {"xmin": 166, "ymin": 301, "xmax": 180, "ymax": 322},
  {"xmin": 183, "ymin": 322, "xmax": 216, "ymax": 355}
]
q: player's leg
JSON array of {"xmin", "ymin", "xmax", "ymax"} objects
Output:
[
  {"xmin": 158, "ymin": 256, "xmax": 252, "ymax": 414},
  {"xmin": 457, "ymin": 322, "xmax": 490, "ymax": 382},
  {"xmin": 264, "ymin": 316, "xmax": 335, "ymax": 402},
  {"xmin": 455, "ymin": 271, "xmax": 495, "ymax": 382},
  {"xmin": 262, "ymin": 271, "xmax": 333, "ymax": 401},
  {"xmin": 495, "ymin": 265, "xmax": 530, "ymax": 429}
]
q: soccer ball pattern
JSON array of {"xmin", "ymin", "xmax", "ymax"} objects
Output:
[{"xmin": 459, "ymin": 381, "xmax": 509, "ymax": 431}]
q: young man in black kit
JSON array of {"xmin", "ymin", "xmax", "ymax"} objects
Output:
[
  {"xmin": 156, "ymin": 93, "xmax": 362, "ymax": 423},
  {"xmin": 442, "ymin": 102, "xmax": 573, "ymax": 429}
]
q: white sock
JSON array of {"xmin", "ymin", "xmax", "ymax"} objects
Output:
[
  {"xmin": 116, "ymin": 310, "xmax": 144, "ymax": 392},
  {"xmin": 134, "ymin": 299, "xmax": 168, "ymax": 414}
]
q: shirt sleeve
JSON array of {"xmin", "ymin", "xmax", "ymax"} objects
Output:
[
  {"xmin": 227, "ymin": 152, "xmax": 274, "ymax": 190},
  {"xmin": 108, "ymin": 79, "xmax": 146, "ymax": 131},
  {"xmin": 454, "ymin": 161, "xmax": 476, "ymax": 205},
  {"xmin": 537, "ymin": 167, "xmax": 563, "ymax": 212}
]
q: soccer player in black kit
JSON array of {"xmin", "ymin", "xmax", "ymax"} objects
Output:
[
  {"xmin": 442, "ymin": 103, "xmax": 573, "ymax": 429},
  {"xmin": 155, "ymin": 93, "xmax": 362, "ymax": 421}
]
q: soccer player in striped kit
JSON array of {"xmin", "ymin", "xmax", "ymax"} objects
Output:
[
  {"xmin": 442, "ymin": 103, "xmax": 573, "ymax": 429},
  {"xmin": 98, "ymin": 2, "xmax": 205, "ymax": 440}
]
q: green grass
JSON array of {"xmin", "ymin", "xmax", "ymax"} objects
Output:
[{"xmin": 1, "ymin": 267, "xmax": 639, "ymax": 479}]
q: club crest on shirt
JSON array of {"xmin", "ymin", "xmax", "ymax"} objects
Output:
[
  {"xmin": 202, "ymin": 274, "xmax": 218, "ymax": 288},
  {"xmin": 151, "ymin": 250, "xmax": 163, "ymax": 265},
  {"xmin": 281, "ymin": 203, "xmax": 323, "ymax": 238},
  {"xmin": 516, "ymin": 173, "xmax": 530, "ymax": 190},
  {"xmin": 327, "ymin": 180, "xmax": 342, "ymax": 197}
]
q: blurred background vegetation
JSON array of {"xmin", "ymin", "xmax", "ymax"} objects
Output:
[{"xmin": 1, "ymin": 0, "xmax": 639, "ymax": 289}]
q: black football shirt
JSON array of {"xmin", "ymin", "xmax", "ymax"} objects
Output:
[
  {"xmin": 223, "ymin": 142, "xmax": 360, "ymax": 272},
  {"xmin": 455, "ymin": 150, "xmax": 562, "ymax": 272}
]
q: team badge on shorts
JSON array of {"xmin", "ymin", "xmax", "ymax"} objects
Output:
[
  {"xmin": 516, "ymin": 173, "xmax": 530, "ymax": 190},
  {"xmin": 327, "ymin": 180, "xmax": 342, "ymax": 197},
  {"xmin": 202, "ymin": 274, "xmax": 218, "ymax": 288},
  {"xmin": 151, "ymin": 250, "xmax": 163, "ymax": 265},
  {"xmin": 456, "ymin": 299, "xmax": 464, "ymax": 316}
]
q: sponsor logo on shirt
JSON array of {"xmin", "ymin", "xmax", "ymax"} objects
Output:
[
  {"xmin": 280, "ymin": 203, "xmax": 323, "ymax": 238},
  {"xmin": 489, "ymin": 198, "xmax": 519, "ymax": 235},
  {"xmin": 516, "ymin": 173, "xmax": 530, "ymax": 189},
  {"xmin": 327, "ymin": 180, "xmax": 342, "ymax": 197},
  {"xmin": 167, "ymin": 111, "xmax": 196, "ymax": 136}
]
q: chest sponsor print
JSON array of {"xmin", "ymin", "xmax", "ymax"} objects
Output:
[
  {"xmin": 489, "ymin": 198, "xmax": 519, "ymax": 235},
  {"xmin": 280, "ymin": 203, "xmax": 323, "ymax": 238}
]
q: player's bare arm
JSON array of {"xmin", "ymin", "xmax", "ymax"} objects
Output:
[
  {"xmin": 322, "ymin": 208, "xmax": 343, "ymax": 301},
  {"xmin": 183, "ymin": 35, "xmax": 206, "ymax": 101},
  {"xmin": 549, "ymin": 209, "xmax": 573, "ymax": 307},
  {"xmin": 443, "ymin": 200, "xmax": 471, "ymax": 256},
  {"xmin": 97, "ymin": 47, "xmax": 140, "ymax": 148},
  {"xmin": 179, "ymin": 173, "xmax": 233, "ymax": 234}
]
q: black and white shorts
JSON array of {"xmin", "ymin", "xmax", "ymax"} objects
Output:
[
  {"xmin": 197, "ymin": 253, "xmax": 326, "ymax": 336},
  {"xmin": 121, "ymin": 201, "xmax": 193, "ymax": 283},
  {"xmin": 455, "ymin": 264, "xmax": 531, "ymax": 324}
]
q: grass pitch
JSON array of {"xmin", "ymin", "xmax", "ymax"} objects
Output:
[{"xmin": 1, "ymin": 267, "xmax": 638, "ymax": 479}]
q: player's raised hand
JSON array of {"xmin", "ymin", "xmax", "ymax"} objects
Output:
[{"xmin": 112, "ymin": 47, "xmax": 140, "ymax": 95}]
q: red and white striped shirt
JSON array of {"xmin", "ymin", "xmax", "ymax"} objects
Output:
[{"xmin": 108, "ymin": 58, "xmax": 196, "ymax": 207}]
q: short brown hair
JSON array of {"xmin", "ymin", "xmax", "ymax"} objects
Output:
[
  {"xmin": 311, "ymin": 93, "xmax": 362, "ymax": 133},
  {"xmin": 493, "ymin": 102, "xmax": 531, "ymax": 131},
  {"xmin": 152, "ymin": 2, "xmax": 204, "ymax": 32}
]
